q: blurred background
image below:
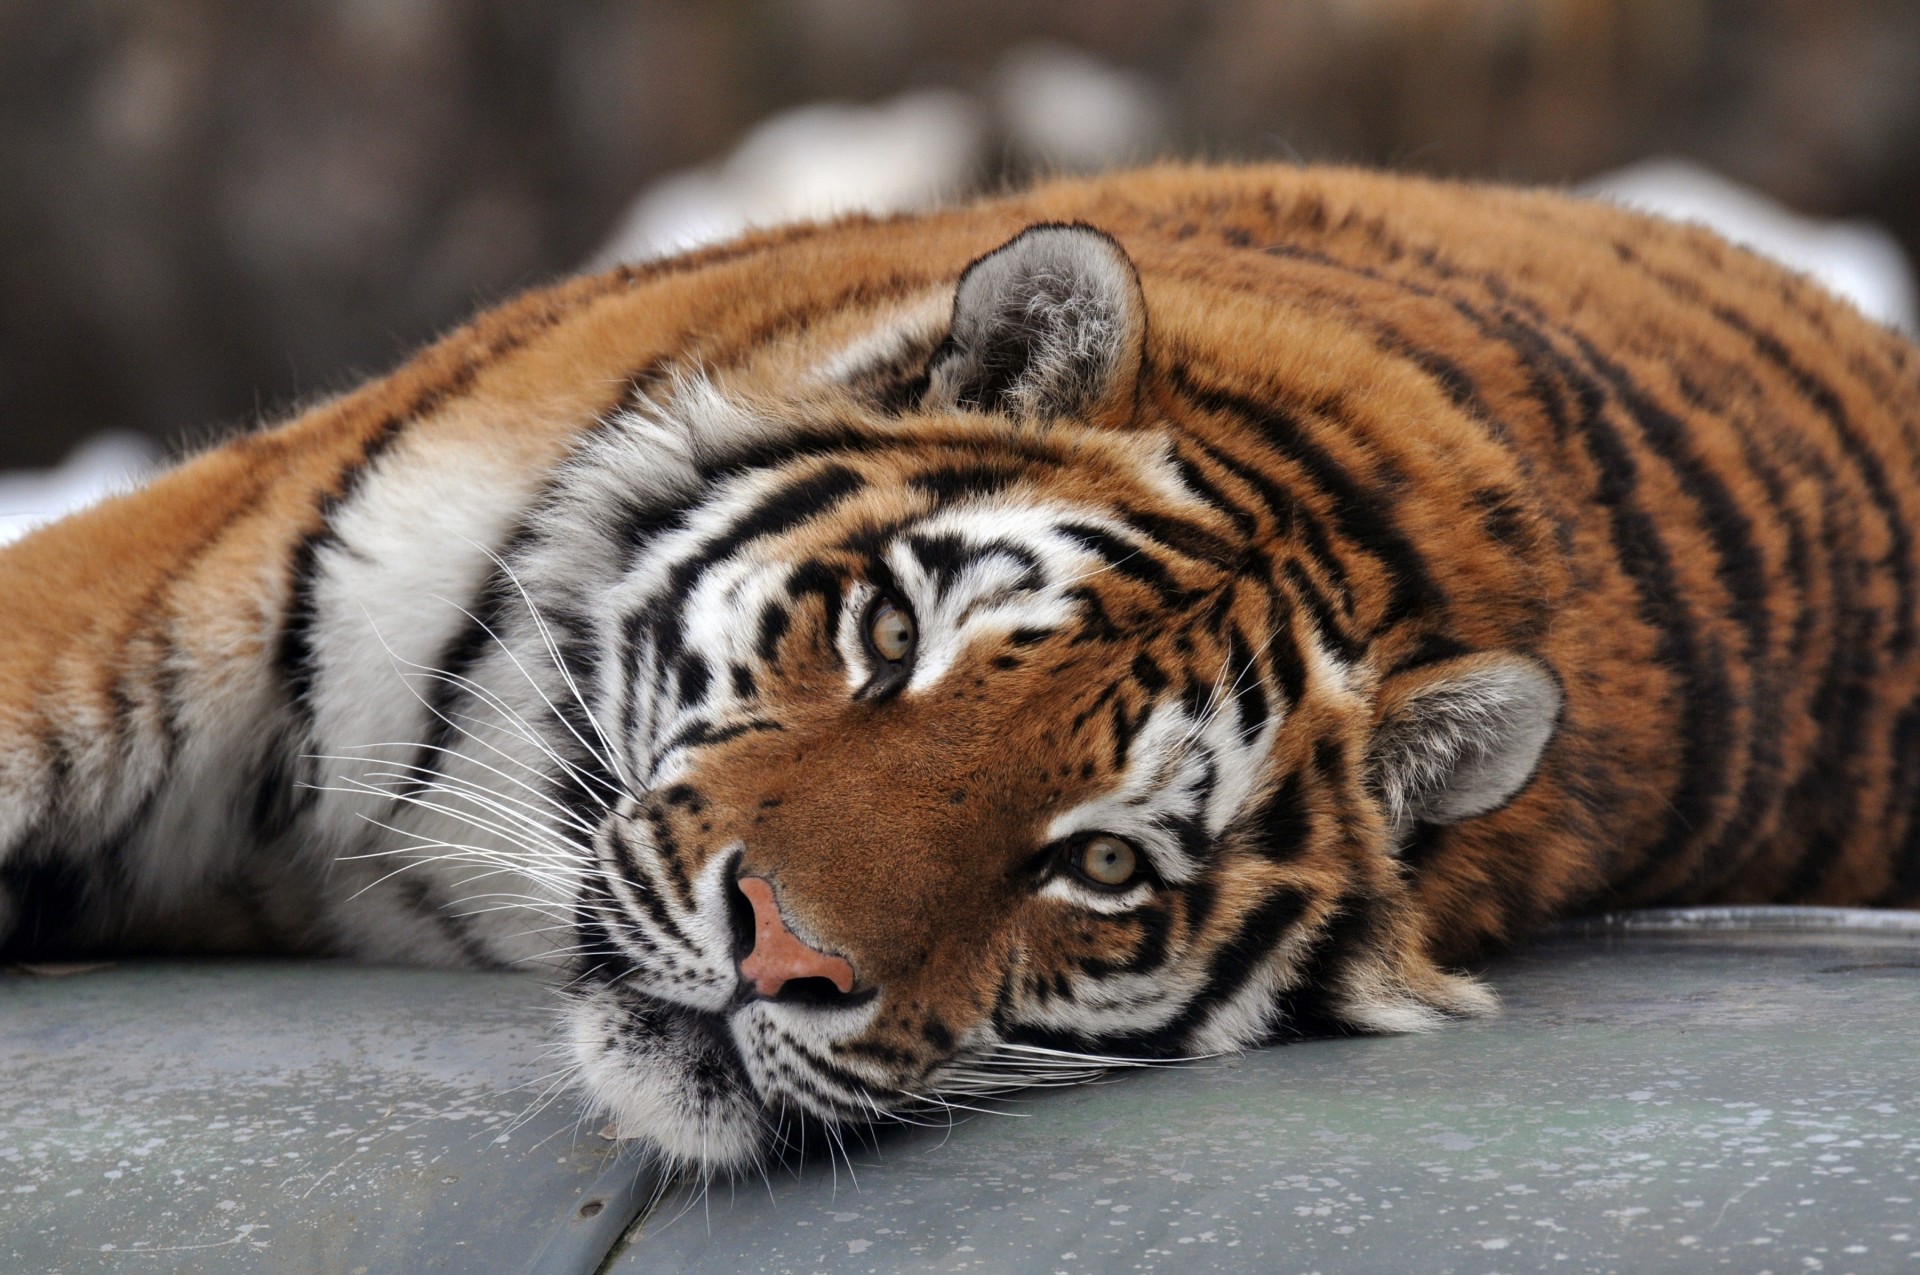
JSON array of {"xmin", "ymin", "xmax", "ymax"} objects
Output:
[{"xmin": 3, "ymin": 0, "xmax": 1919, "ymax": 528}]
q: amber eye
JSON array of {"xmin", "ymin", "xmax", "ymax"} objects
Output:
[
  {"xmin": 865, "ymin": 595, "xmax": 916, "ymax": 665},
  {"xmin": 1070, "ymin": 835, "xmax": 1140, "ymax": 890}
]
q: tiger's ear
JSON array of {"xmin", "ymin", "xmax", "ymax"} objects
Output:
[
  {"xmin": 1366, "ymin": 652, "xmax": 1562, "ymax": 839},
  {"xmin": 925, "ymin": 223, "xmax": 1146, "ymax": 426}
]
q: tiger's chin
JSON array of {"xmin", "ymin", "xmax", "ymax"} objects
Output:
[{"xmin": 567, "ymin": 985, "xmax": 771, "ymax": 1174}]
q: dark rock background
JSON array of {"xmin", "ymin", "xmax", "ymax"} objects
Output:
[{"xmin": 3, "ymin": 0, "xmax": 1917, "ymax": 467}]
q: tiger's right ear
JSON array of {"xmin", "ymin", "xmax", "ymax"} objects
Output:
[
  {"xmin": 925, "ymin": 223, "xmax": 1146, "ymax": 427},
  {"xmin": 1366, "ymin": 651, "xmax": 1563, "ymax": 842}
]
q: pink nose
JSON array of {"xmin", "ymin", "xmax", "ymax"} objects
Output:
[{"xmin": 737, "ymin": 877, "xmax": 857, "ymax": 1000}]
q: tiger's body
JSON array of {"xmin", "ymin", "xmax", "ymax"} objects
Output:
[{"xmin": 2, "ymin": 165, "xmax": 1916, "ymax": 1171}]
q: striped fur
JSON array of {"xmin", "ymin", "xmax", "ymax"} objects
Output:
[{"xmin": 3, "ymin": 165, "xmax": 1917, "ymax": 1173}]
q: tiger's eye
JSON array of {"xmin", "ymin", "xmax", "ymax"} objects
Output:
[
  {"xmin": 867, "ymin": 597, "xmax": 916, "ymax": 664},
  {"xmin": 1074, "ymin": 835, "xmax": 1139, "ymax": 888}
]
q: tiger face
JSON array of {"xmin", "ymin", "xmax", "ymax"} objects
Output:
[{"xmin": 516, "ymin": 226, "xmax": 1560, "ymax": 1171}]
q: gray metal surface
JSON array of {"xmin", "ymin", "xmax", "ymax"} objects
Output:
[
  {"xmin": 612, "ymin": 920, "xmax": 1920, "ymax": 1274},
  {"xmin": 4, "ymin": 916, "xmax": 1918, "ymax": 1274},
  {"xmin": 0, "ymin": 962, "xmax": 663, "ymax": 1274},
  {"xmin": 1563, "ymin": 904, "xmax": 1920, "ymax": 935}
]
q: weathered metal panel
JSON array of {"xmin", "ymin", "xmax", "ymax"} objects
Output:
[
  {"xmin": 5, "ymin": 913, "xmax": 1917, "ymax": 1273},
  {"xmin": 0, "ymin": 963, "xmax": 663, "ymax": 1274},
  {"xmin": 611, "ymin": 915, "xmax": 1920, "ymax": 1273}
]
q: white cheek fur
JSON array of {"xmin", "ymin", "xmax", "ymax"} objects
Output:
[
  {"xmin": 1037, "ymin": 872, "xmax": 1153, "ymax": 915},
  {"xmin": 569, "ymin": 994, "xmax": 765, "ymax": 1170},
  {"xmin": 837, "ymin": 581, "xmax": 884, "ymax": 694}
]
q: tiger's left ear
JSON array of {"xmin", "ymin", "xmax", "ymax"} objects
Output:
[
  {"xmin": 1366, "ymin": 651, "xmax": 1563, "ymax": 841},
  {"xmin": 926, "ymin": 223, "xmax": 1146, "ymax": 426}
]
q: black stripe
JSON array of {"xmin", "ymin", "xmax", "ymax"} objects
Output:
[
  {"xmin": 1462, "ymin": 298, "xmax": 1805, "ymax": 902},
  {"xmin": 643, "ymin": 805, "xmax": 695, "ymax": 908},
  {"xmin": 661, "ymin": 465, "xmax": 867, "ymax": 623},
  {"xmin": 618, "ymin": 473, "xmax": 863, "ymax": 718},
  {"xmin": 1170, "ymin": 448, "xmax": 1260, "ymax": 541},
  {"xmin": 1119, "ymin": 507, "xmax": 1243, "ymax": 569},
  {"xmin": 278, "ymin": 417, "xmax": 410, "ymax": 699},
  {"xmin": 755, "ymin": 599, "xmax": 792, "ymax": 662},
  {"xmin": 1875, "ymin": 696, "xmax": 1920, "ymax": 905},
  {"xmin": 1570, "ymin": 334, "xmax": 1780, "ymax": 897},
  {"xmin": 1659, "ymin": 362, "xmax": 1812, "ymax": 900},
  {"xmin": 770, "ymin": 1029, "xmax": 889, "ymax": 1112},
  {"xmin": 1387, "ymin": 632, "xmax": 1473, "ymax": 675},
  {"xmin": 1130, "ymin": 652, "xmax": 1169, "ymax": 696},
  {"xmin": 674, "ymin": 653, "xmax": 712, "ymax": 706},
  {"xmin": 267, "ymin": 300, "xmax": 587, "ymax": 854},
  {"xmin": 1435, "ymin": 283, "xmax": 1751, "ymax": 904},
  {"xmin": 616, "ymin": 609, "xmax": 658, "ymax": 761},
  {"xmin": 784, "ymin": 560, "xmax": 846, "ymax": 662},
  {"xmin": 1188, "ymin": 436, "xmax": 1366, "ymax": 611},
  {"xmin": 1266, "ymin": 903, "xmax": 1374, "ymax": 1043},
  {"xmin": 1470, "ymin": 486, "xmax": 1534, "ymax": 551},
  {"xmin": 1397, "ymin": 821, "xmax": 1448, "ymax": 873},
  {"xmin": 1109, "ymin": 695, "xmax": 1149, "ymax": 771},
  {"xmin": 1171, "ymin": 369, "xmax": 1444, "ymax": 630},
  {"xmin": 248, "ymin": 747, "xmax": 315, "ymax": 844},
  {"xmin": 1733, "ymin": 306, "xmax": 1916, "ymax": 656},
  {"xmin": 1057, "ymin": 522, "xmax": 1196, "ymax": 608},
  {"xmin": 1249, "ymin": 770, "xmax": 1310, "ymax": 862},
  {"xmin": 906, "ymin": 533, "xmax": 1041, "ymax": 596},
  {"xmin": 1069, "ymin": 682, "xmax": 1118, "ymax": 734},
  {"xmin": 1065, "ymin": 587, "xmax": 1126, "ymax": 643},
  {"xmin": 1279, "ymin": 560, "xmax": 1361, "ymax": 662},
  {"xmin": 1009, "ymin": 888, "xmax": 1312, "ymax": 1059},
  {"xmin": 1772, "ymin": 507, "xmax": 1878, "ymax": 903},
  {"xmin": 1570, "ymin": 334, "xmax": 1771, "ymax": 661},
  {"xmin": 907, "ymin": 463, "xmax": 1025, "ymax": 503},
  {"xmin": 1312, "ymin": 736, "xmax": 1347, "ymax": 788},
  {"xmin": 397, "ymin": 554, "xmax": 523, "ymax": 803},
  {"xmin": 1151, "ymin": 887, "xmax": 1312, "ymax": 1055},
  {"xmin": 616, "ymin": 498, "xmax": 693, "ymax": 574},
  {"xmin": 1259, "ymin": 241, "xmax": 1505, "ymax": 428},
  {"xmin": 569, "ymin": 879, "xmax": 622, "ymax": 977},
  {"xmin": 1547, "ymin": 337, "xmax": 1735, "ymax": 901},
  {"xmin": 604, "ymin": 821, "xmax": 697, "ymax": 950},
  {"xmin": 1610, "ymin": 245, "xmax": 1916, "ymax": 656},
  {"xmin": 272, "ymin": 297, "xmax": 575, "ymax": 715},
  {"xmin": 1226, "ymin": 624, "xmax": 1271, "ymax": 739},
  {"xmin": 652, "ymin": 716, "xmax": 783, "ymax": 761}
]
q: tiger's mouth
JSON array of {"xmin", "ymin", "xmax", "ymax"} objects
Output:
[
  {"xmin": 649, "ymin": 996, "xmax": 749, "ymax": 1089},
  {"xmin": 568, "ymin": 975, "xmax": 773, "ymax": 1170},
  {"xmin": 573, "ymin": 938, "xmax": 986, "ymax": 1174}
]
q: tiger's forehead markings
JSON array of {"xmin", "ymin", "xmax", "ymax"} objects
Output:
[
  {"xmin": 877, "ymin": 503, "xmax": 1126, "ymax": 695},
  {"xmin": 606, "ymin": 460, "xmax": 865, "ymax": 618},
  {"xmin": 610, "ymin": 438, "xmax": 1226, "ymax": 699}
]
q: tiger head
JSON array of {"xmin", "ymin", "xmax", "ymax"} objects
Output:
[{"xmin": 511, "ymin": 225, "xmax": 1561, "ymax": 1172}]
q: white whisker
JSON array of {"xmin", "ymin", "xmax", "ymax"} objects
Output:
[
  {"xmin": 469, "ymin": 539, "xmax": 633, "ymax": 791},
  {"xmin": 423, "ymin": 588, "xmax": 631, "ymax": 802},
  {"xmin": 353, "ymin": 601, "xmax": 620, "ymax": 802}
]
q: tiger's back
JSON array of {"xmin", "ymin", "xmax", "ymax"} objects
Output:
[
  {"xmin": 2, "ymin": 164, "xmax": 1917, "ymax": 1169},
  {"xmin": 1097, "ymin": 168, "xmax": 1920, "ymax": 933}
]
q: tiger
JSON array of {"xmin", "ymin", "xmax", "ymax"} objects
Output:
[{"xmin": 3, "ymin": 164, "xmax": 1917, "ymax": 1175}]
